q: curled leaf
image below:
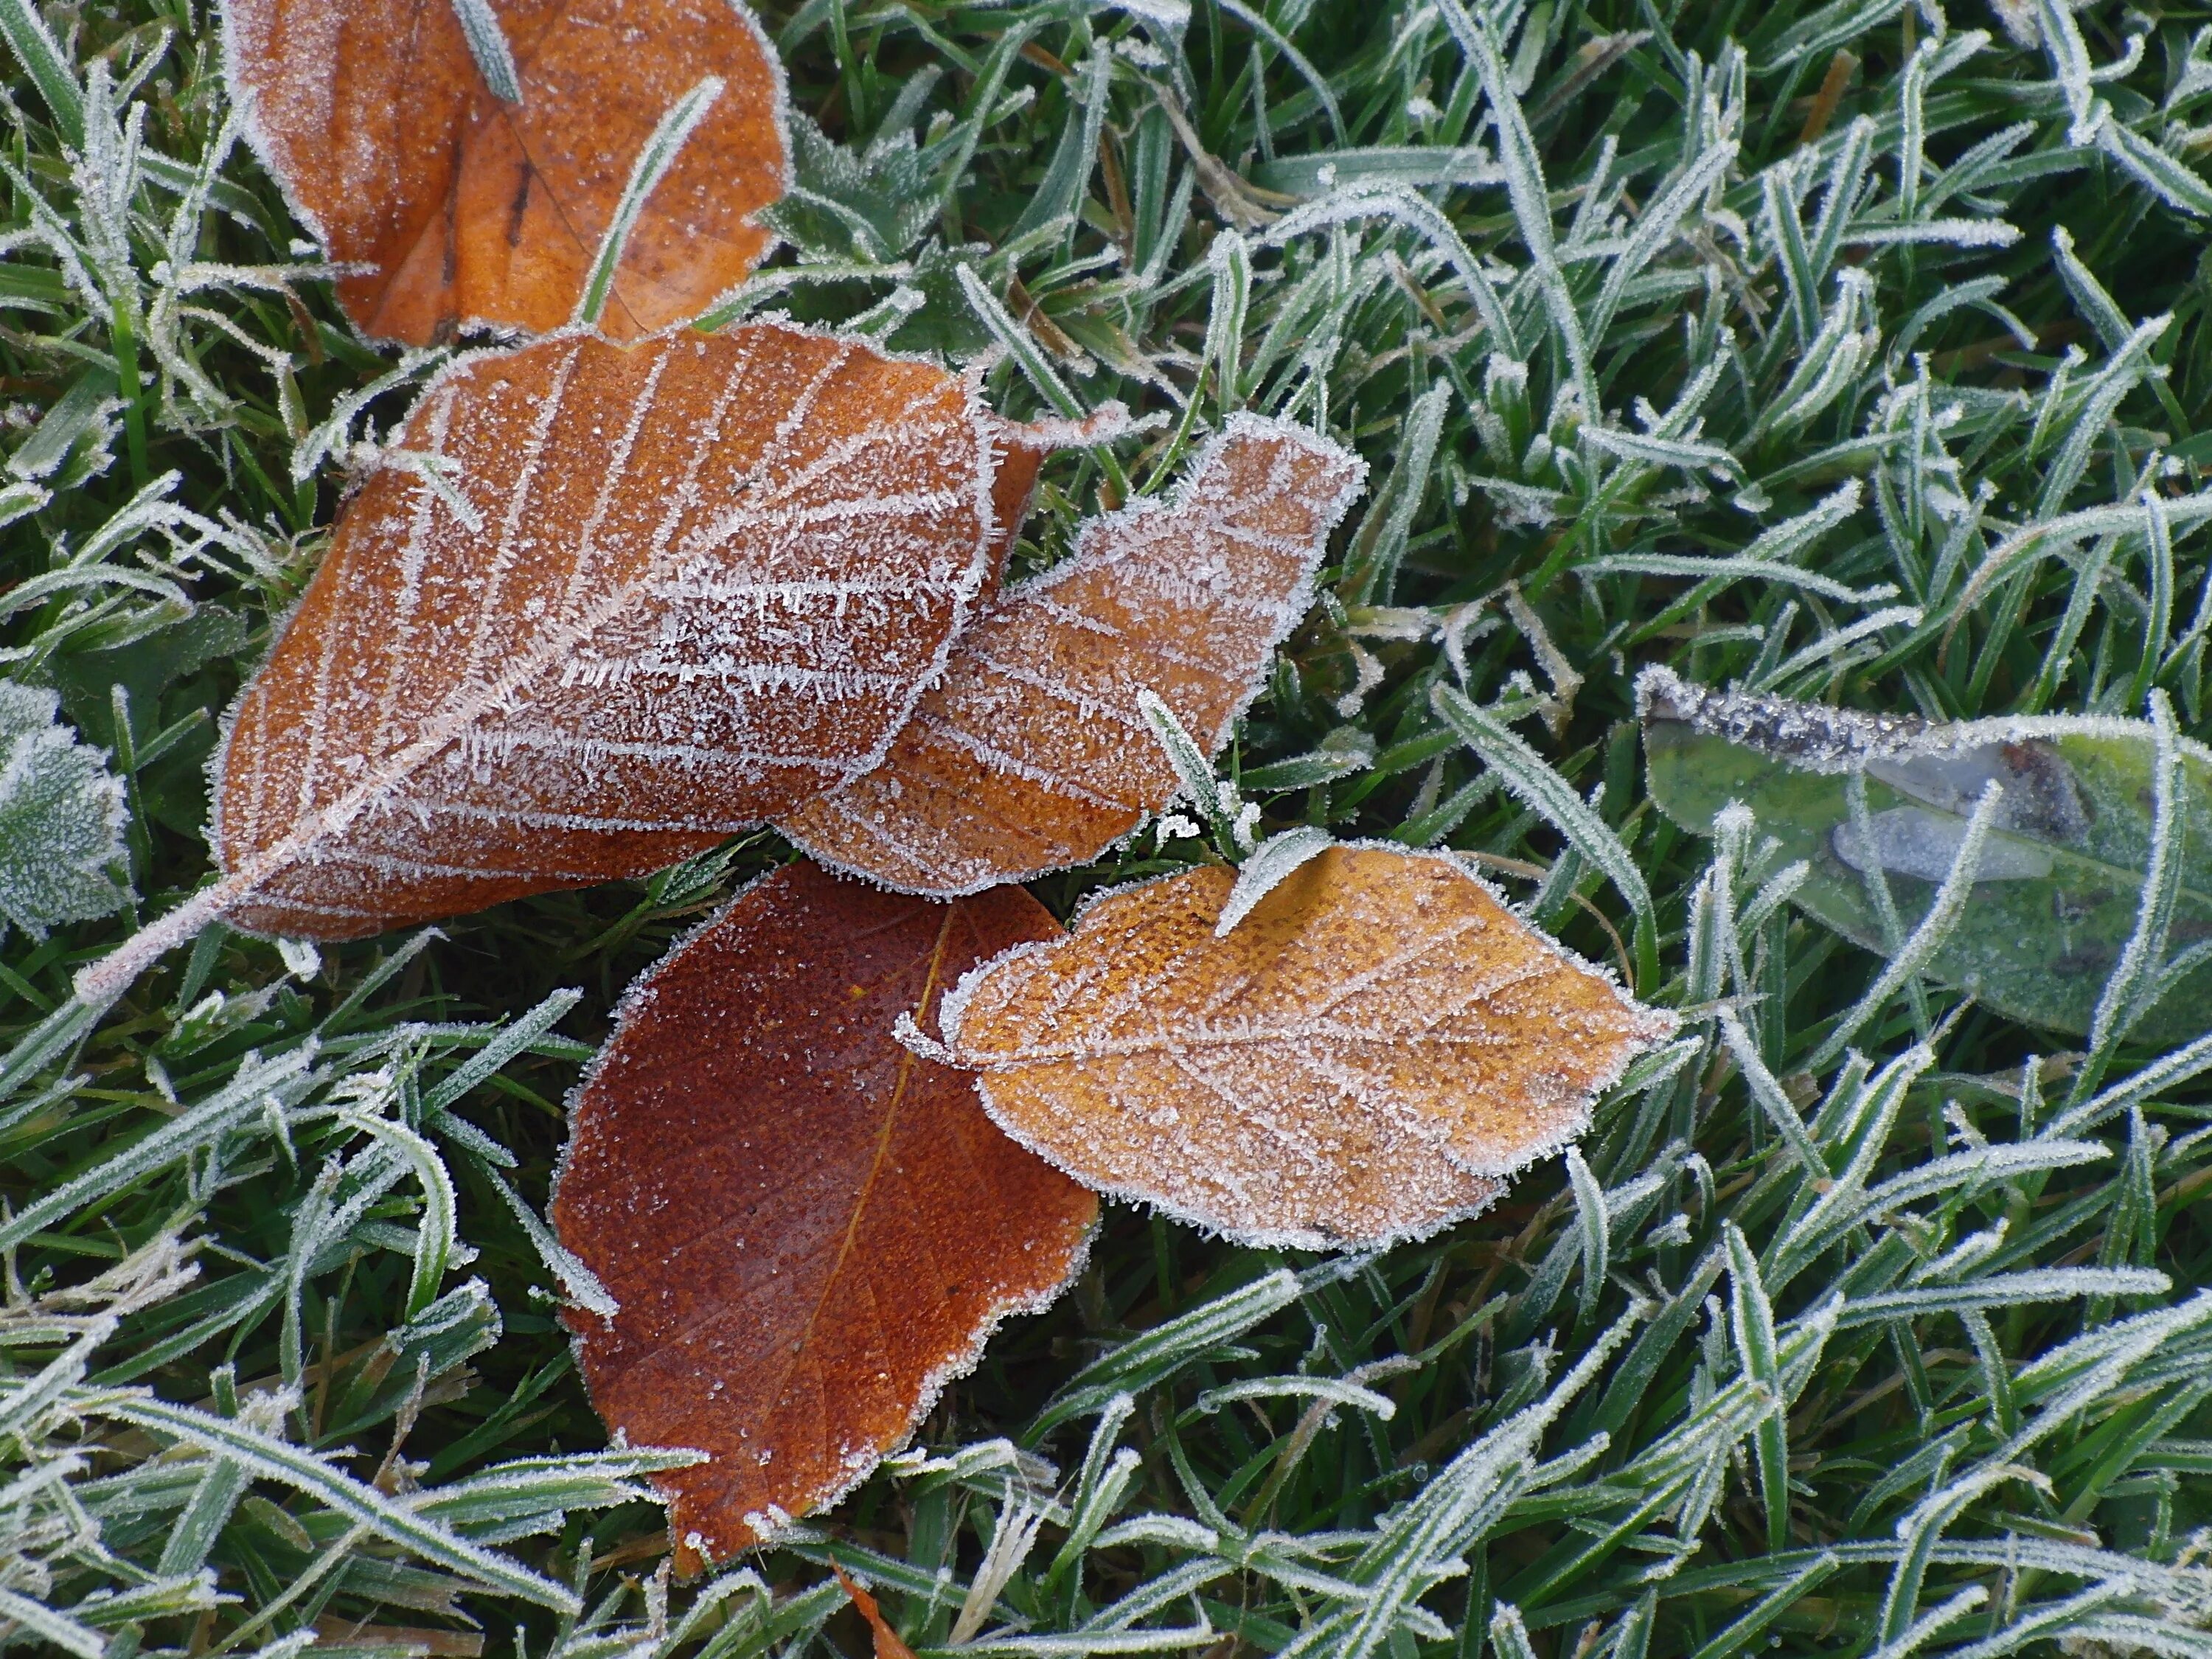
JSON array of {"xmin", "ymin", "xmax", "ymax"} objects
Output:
[
  {"xmin": 1638, "ymin": 666, "xmax": 2212, "ymax": 1040},
  {"xmin": 781, "ymin": 417, "xmax": 1365, "ymax": 896},
  {"xmin": 223, "ymin": 0, "xmax": 790, "ymax": 342},
  {"xmin": 552, "ymin": 860, "xmax": 1096, "ymax": 1560},
  {"xmin": 80, "ymin": 323, "xmax": 1001, "ymax": 999},
  {"xmin": 941, "ymin": 844, "xmax": 1674, "ymax": 1249}
]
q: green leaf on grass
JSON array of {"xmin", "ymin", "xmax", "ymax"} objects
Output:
[
  {"xmin": 1638, "ymin": 667, "xmax": 2212, "ymax": 1043},
  {"xmin": 0, "ymin": 681, "xmax": 131, "ymax": 939}
]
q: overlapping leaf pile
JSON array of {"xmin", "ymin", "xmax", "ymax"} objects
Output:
[
  {"xmin": 55, "ymin": 0, "xmax": 1672, "ymax": 1565},
  {"xmin": 9, "ymin": 0, "xmax": 2212, "ymax": 1653}
]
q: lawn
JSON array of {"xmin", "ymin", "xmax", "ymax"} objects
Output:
[{"xmin": 5, "ymin": 0, "xmax": 2212, "ymax": 1655}]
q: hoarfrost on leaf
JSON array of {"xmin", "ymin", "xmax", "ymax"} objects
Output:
[
  {"xmin": 78, "ymin": 321, "xmax": 1006, "ymax": 1001},
  {"xmin": 0, "ymin": 682, "xmax": 132, "ymax": 938},
  {"xmin": 780, "ymin": 416, "xmax": 1366, "ymax": 897},
  {"xmin": 939, "ymin": 844, "xmax": 1676, "ymax": 1250},
  {"xmin": 1640, "ymin": 666, "xmax": 2212, "ymax": 1040},
  {"xmin": 552, "ymin": 861, "xmax": 1096, "ymax": 1562}
]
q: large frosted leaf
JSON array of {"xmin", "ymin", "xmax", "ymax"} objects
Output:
[
  {"xmin": 78, "ymin": 323, "xmax": 1001, "ymax": 1000},
  {"xmin": 939, "ymin": 844, "xmax": 1674, "ymax": 1250},
  {"xmin": 223, "ymin": 0, "xmax": 789, "ymax": 343},
  {"xmin": 780, "ymin": 417, "xmax": 1365, "ymax": 897},
  {"xmin": 552, "ymin": 860, "xmax": 1096, "ymax": 1560},
  {"xmin": 0, "ymin": 683, "xmax": 130, "ymax": 937},
  {"xmin": 1638, "ymin": 667, "xmax": 2212, "ymax": 1042}
]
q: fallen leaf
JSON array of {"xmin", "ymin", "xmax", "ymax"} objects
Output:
[
  {"xmin": 78, "ymin": 323, "xmax": 1001, "ymax": 998},
  {"xmin": 834, "ymin": 1567, "xmax": 921, "ymax": 1659},
  {"xmin": 1639, "ymin": 664, "xmax": 2212, "ymax": 1040},
  {"xmin": 940, "ymin": 844, "xmax": 1675, "ymax": 1248},
  {"xmin": 223, "ymin": 0, "xmax": 790, "ymax": 342},
  {"xmin": 552, "ymin": 860, "xmax": 1096, "ymax": 1559},
  {"xmin": 781, "ymin": 417, "xmax": 1364, "ymax": 896}
]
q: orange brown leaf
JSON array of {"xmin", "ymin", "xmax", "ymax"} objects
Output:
[
  {"xmin": 779, "ymin": 416, "xmax": 1365, "ymax": 897},
  {"xmin": 940, "ymin": 844, "xmax": 1677, "ymax": 1249},
  {"xmin": 75, "ymin": 323, "xmax": 1001, "ymax": 997},
  {"xmin": 834, "ymin": 1568, "xmax": 922, "ymax": 1659},
  {"xmin": 552, "ymin": 860, "xmax": 1097, "ymax": 1559},
  {"xmin": 223, "ymin": 0, "xmax": 789, "ymax": 343}
]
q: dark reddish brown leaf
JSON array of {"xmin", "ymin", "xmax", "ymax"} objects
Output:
[
  {"xmin": 78, "ymin": 323, "xmax": 1001, "ymax": 999},
  {"xmin": 223, "ymin": 0, "xmax": 789, "ymax": 342},
  {"xmin": 941, "ymin": 844, "xmax": 1677, "ymax": 1248},
  {"xmin": 552, "ymin": 861, "xmax": 1097, "ymax": 1559},
  {"xmin": 779, "ymin": 416, "xmax": 1366, "ymax": 896}
]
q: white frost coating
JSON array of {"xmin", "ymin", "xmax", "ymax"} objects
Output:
[
  {"xmin": 552, "ymin": 872, "xmax": 1099, "ymax": 1555},
  {"xmin": 783, "ymin": 413, "xmax": 1367, "ymax": 899},
  {"xmin": 1216, "ymin": 827, "xmax": 1336, "ymax": 937},
  {"xmin": 0, "ymin": 684, "xmax": 132, "ymax": 938},
  {"xmin": 447, "ymin": 0, "xmax": 521, "ymax": 102},
  {"xmin": 220, "ymin": 0, "xmax": 795, "ymax": 345},
  {"xmin": 937, "ymin": 841, "xmax": 1677, "ymax": 1253},
  {"xmin": 1832, "ymin": 806, "xmax": 2054, "ymax": 882},
  {"xmin": 1636, "ymin": 662, "xmax": 2212, "ymax": 779},
  {"xmin": 77, "ymin": 322, "xmax": 1004, "ymax": 1001}
]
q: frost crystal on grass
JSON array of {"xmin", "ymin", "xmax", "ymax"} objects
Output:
[{"xmin": 0, "ymin": 682, "xmax": 131, "ymax": 937}]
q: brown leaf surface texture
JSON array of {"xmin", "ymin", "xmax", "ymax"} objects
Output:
[
  {"xmin": 223, "ymin": 0, "xmax": 788, "ymax": 342},
  {"xmin": 779, "ymin": 416, "xmax": 1365, "ymax": 897},
  {"xmin": 942, "ymin": 844, "xmax": 1677, "ymax": 1249},
  {"xmin": 552, "ymin": 860, "xmax": 1097, "ymax": 1558},
  {"xmin": 211, "ymin": 324, "xmax": 998, "ymax": 942}
]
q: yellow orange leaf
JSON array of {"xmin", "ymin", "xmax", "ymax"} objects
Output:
[{"xmin": 940, "ymin": 844, "xmax": 1676, "ymax": 1248}]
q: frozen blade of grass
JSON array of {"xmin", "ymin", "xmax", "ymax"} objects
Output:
[
  {"xmin": 2049, "ymin": 226, "xmax": 2132, "ymax": 354},
  {"xmin": 940, "ymin": 1624, "xmax": 1217, "ymax": 1655},
  {"xmin": 1808, "ymin": 780, "xmax": 2000, "ymax": 1071},
  {"xmin": 71, "ymin": 1391, "xmax": 582, "ymax": 1611},
  {"xmin": 2033, "ymin": 0, "xmax": 2101, "ymax": 142},
  {"xmin": 479, "ymin": 1162, "xmax": 617, "ymax": 1319},
  {"xmin": 1870, "ymin": 1586, "xmax": 1993, "ymax": 1659},
  {"xmin": 2080, "ymin": 691, "xmax": 2183, "ymax": 1086},
  {"xmin": 0, "ymin": 0, "xmax": 83, "ymax": 148},
  {"xmin": 2096, "ymin": 118, "xmax": 2212, "ymax": 216},
  {"xmin": 1877, "ymin": 1467, "xmax": 2031, "ymax": 1652},
  {"xmin": 1565, "ymin": 1147, "xmax": 1607, "ymax": 1329},
  {"xmin": 1487, "ymin": 1604, "xmax": 1540, "ymax": 1659},
  {"xmin": 1431, "ymin": 682, "xmax": 1657, "ymax": 985},
  {"xmin": 1433, "ymin": 0, "xmax": 1590, "ymax": 392},
  {"xmin": 574, "ymin": 74, "xmax": 725, "ymax": 328},
  {"xmin": 1718, "ymin": 1015, "xmax": 1815, "ymax": 1169},
  {"xmin": 422, "ymin": 989, "xmax": 582, "ymax": 1113},
  {"xmin": 1684, "ymin": 1554, "xmax": 1839, "ymax": 1659},
  {"xmin": 448, "ymin": 0, "xmax": 522, "ymax": 102},
  {"xmin": 1722, "ymin": 1223, "xmax": 1788, "ymax": 1552},
  {"xmin": 343, "ymin": 1113, "xmax": 458, "ymax": 1320},
  {"xmin": 1835, "ymin": 1268, "xmax": 2172, "ymax": 1327},
  {"xmin": 1216, "ymin": 828, "xmax": 1334, "ymax": 937},
  {"xmin": 1030, "ymin": 1271, "xmax": 1304, "ymax": 1440},
  {"xmin": 0, "ymin": 1586, "xmax": 105, "ymax": 1659},
  {"xmin": 1345, "ymin": 383, "xmax": 1450, "ymax": 602},
  {"xmin": 0, "ymin": 1047, "xmax": 316, "ymax": 1251},
  {"xmin": 1138, "ymin": 689, "xmax": 1240, "ymax": 853}
]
